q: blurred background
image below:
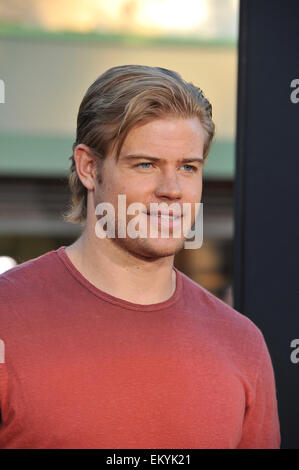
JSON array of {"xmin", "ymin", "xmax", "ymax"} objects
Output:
[{"xmin": 0, "ymin": 0, "xmax": 238, "ymax": 304}]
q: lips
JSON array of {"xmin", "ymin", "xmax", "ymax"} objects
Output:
[
  {"xmin": 146, "ymin": 213, "xmax": 181, "ymax": 218},
  {"xmin": 141, "ymin": 210, "xmax": 183, "ymax": 233},
  {"xmin": 143, "ymin": 208, "xmax": 183, "ymax": 218}
]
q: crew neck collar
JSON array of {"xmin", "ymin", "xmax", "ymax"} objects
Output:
[{"xmin": 56, "ymin": 246, "xmax": 183, "ymax": 312}]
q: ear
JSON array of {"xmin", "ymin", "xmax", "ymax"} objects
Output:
[{"xmin": 73, "ymin": 144, "xmax": 98, "ymax": 191}]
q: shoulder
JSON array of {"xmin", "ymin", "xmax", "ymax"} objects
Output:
[
  {"xmin": 0, "ymin": 249, "xmax": 60, "ymax": 305},
  {"xmin": 177, "ymin": 269, "xmax": 265, "ymax": 353}
]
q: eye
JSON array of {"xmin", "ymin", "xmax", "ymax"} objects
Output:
[
  {"xmin": 135, "ymin": 162, "xmax": 153, "ymax": 169},
  {"xmin": 182, "ymin": 164, "xmax": 198, "ymax": 172}
]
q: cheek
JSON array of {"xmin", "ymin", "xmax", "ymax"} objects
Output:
[
  {"xmin": 113, "ymin": 170, "xmax": 145, "ymax": 195},
  {"xmin": 121, "ymin": 178, "xmax": 154, "ymax": 201},
  {"xmin": 182, "ymin": 178, "xmax": 203, "ymax": 200},
  {"xmin": 96, "ymin": 174, "xmax": 121, "ymax": 200}
]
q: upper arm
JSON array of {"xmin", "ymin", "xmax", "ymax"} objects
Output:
[{"xmin": 237, "ymin": 331, "xmax": 281, "ymax": 449}]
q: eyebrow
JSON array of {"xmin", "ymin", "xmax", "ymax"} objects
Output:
[{"xmin": 122, "ymin": 154, "xmax": 204, "ymax": 164}]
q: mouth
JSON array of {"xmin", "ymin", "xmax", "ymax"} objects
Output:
[
  {"xmin": 141, "ymin": 211, "xmax": 183, "ymax": 232},
  {"xmin": 143, "ymin": 210, "xmax": 182, "ymax": 220},
  {"xmin": 146, "ymin": 213, "xmax": 181, "ymax": 219}
]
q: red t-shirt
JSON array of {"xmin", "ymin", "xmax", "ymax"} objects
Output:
[{"xmin": 0, "ymin": 246, "xmax": 280, "ymax": 448}]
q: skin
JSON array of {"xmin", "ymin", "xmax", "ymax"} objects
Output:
[{"xmin": 65, "ymin": 116, "xmax": 205, "ymax": 305}]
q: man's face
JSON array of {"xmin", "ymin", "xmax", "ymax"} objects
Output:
[{"xmin": 93, "ymin": 116, "xmax": 205, "ymax": 259}]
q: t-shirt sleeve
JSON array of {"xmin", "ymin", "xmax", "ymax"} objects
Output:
[
  {"xmin": 0, "ymin": 291, "xmax": 8, "ymax": 426},
  {"xmin": 0, "ymin": 338, "xmax": 7, "ymax": 427},
  {"xmin": 237, "ymin": 330, "xmax": 281, "ymax": 449},
  {"xmin": 0, "ymin": 362, "xmax": 7, "ymax": 425}
]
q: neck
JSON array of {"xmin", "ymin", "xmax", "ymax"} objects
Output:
[{"xmin": 65, "ymin": 223, "xmax": 176, "ymax": 305}]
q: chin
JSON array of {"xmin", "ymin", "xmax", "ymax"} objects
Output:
[{"xmin": 117, "ymin": 237, "xmax": 185, "ymax": 260}]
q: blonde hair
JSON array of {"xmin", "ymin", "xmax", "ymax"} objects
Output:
[{"xmin": 64, "ymin": 65, "xmax": 215, "ymax": 224}]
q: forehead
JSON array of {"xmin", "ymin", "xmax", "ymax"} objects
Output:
[{"xmin": 119, "ymin": 117, "xmax": 205, "ymax": 158}]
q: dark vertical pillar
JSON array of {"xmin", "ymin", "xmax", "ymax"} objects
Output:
[{"xmin": 234, "ymin": 0, "xmax": 299, "ymax": 449}]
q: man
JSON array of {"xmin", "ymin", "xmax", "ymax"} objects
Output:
[{"xmin": 0, "ymin": 65, "xmax": 280, "ymax": 448}]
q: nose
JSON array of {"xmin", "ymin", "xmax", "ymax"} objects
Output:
[{"xmin": 154, "ymin": 169, "xmax": 183, "ymax": 200}]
